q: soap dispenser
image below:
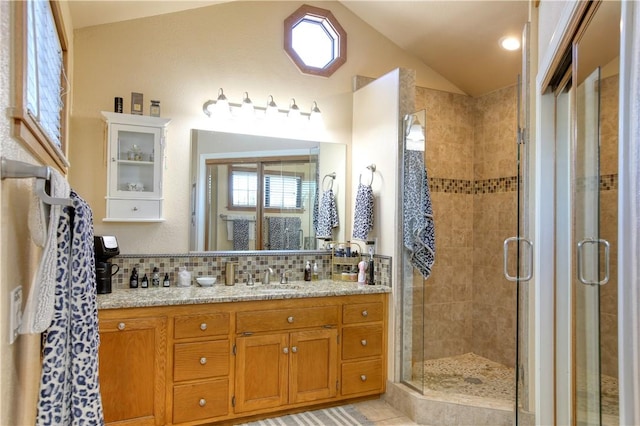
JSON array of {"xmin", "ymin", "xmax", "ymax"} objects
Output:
[
  {"xmin": 366, "ymin": 241, "xmax": 375, "ymax": 285},
  {"xmin": 304, "ymin": 261, "xmax": 312, "ymax": 281}
]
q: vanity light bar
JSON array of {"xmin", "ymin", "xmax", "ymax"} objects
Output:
[{"xmin": 202, "ymin": 89, "xmax": 321, "ymax": 120}]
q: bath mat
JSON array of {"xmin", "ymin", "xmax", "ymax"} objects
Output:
[{"xmin": 237, "ymin": 404, "xmax": 373, "ymax": 426}]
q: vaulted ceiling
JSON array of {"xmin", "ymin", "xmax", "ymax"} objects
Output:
[{"xmin": 67, "ymin": 1, "xmax": 529, "ymax": 97}]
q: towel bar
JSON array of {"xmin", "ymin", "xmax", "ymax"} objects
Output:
[{"xmin": 0, "ymin": 157, "xmax": 72, "ymax": 206}]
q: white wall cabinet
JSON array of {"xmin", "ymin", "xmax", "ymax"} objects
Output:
[{"xmin": 102, "ymin": 112, "xmax": 171, "ymax": 222}]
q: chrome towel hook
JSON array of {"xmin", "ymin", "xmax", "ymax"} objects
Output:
[
  {"xmin": 359, "ymin": 164, "xmax": 376, "ymax": 187},
  {"xmin": 322, "ymin": 172, "xmax": 336, "ymax": 191}
]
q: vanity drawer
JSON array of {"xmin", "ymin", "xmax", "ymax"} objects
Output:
[
  {"xmin": 174, "ymin": 340, "xmax": 230, "ymax": 382},
  {"xmin": 107, "ymin": 199, "xmax": 161, "ymax": 220},
  {"xmin": 173, "ymin": 378, "xmax": 229, "ymax": 424},
  {"xmin": 236, "ymin": 306, "xmax": 338, "ymax": 333},
  {"xmin": 343, "ymin": 301, "xmax": 383, "ymax": 324},
  {"xmin": 341, "ymin": 359, "xmax": 384, "ymax": 396},
  {"xmin": 342, "ymin": 325, "xmax": 383, "ymax": 360},
  {"xmin": 174, "ymin": 312, "xmax": 230, "ymax": 339}
]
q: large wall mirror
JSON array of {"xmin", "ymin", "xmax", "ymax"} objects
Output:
[{"xmin": 190, "ymin": 130, "xmax": 346, "ymax": 251}]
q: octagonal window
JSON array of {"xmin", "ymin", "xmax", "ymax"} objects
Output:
[{"xmin": 284, "ymin": 5, "xmax": 347, "ymax": 77}]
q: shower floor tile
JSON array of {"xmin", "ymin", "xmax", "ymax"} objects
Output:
[
  {"xmin": 410, "ymin": 353, "xmax": 619, "ymax": 423},
  {"xmin": 413, "ymin": 352, "xmax": 515, "ymax": 401}
]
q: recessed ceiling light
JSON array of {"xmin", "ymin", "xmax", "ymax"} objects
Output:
[{"xmin": 499, "ymin": 36, "xmax": 521, "ymax": 51}]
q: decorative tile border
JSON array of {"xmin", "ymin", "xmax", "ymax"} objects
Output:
[
  {"xmin": 429, "ymin": 177, "xmax": 516, "ymax": 194},
  {"xmin": 111, "ymin": 251, "xmax": 392, "ymax": 290},
  {"xmin": 600, "ymin": 174, "xmax": 618, "ymax": 191},
  {"xmin": 429, "ymin": 174, "xmax": 618, "ymax": 195},
  {"xmin": 474, "ymin": 176, "xmax": 519, "ymax": 194},
  {"xmin": 429, "ymin": 178, "xmax": 474, "ymax": 194}
]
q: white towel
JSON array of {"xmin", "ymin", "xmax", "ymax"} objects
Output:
[{"xmin": 20, "ymin": 169, "xmax": 71, "ymax": 334}]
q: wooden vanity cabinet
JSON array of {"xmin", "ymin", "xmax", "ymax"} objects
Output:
[
  {"xmin": 340, "ymin": 300, "xmax": 387, "ymax": 397},
  {"xmin": 171, "ymin": 311, "xmax": 231, "ymax": 424},
  {"xmin": 98, "ymin": 312, "xmax": 167, "ymax": 426},
  {"xmin": 234, "ymin": 305, "xmax": 339, "ymax": 413},
  {"xmin": 98, "ymin": 293, "xmax": 387, "ymax": 425}
]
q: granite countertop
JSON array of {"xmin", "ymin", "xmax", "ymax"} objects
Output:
[{"xmin": 97, "ymin": 280, "xmax": 391, "ymax": 310}]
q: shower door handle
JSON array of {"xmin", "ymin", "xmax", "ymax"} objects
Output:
[
  {"xmin": 503, "ymin": 237, "xmax": 533, "ymax": 282},
  {"xmin": 577, "ymin": 238, "xmax": 610, "ymax": 286}
]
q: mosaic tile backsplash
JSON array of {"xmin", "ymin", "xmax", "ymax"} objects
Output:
[{"xmin": 110, "ymin": 251, "xmax": 392, "ymax": 290}]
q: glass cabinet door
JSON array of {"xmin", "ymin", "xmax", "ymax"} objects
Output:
[{"xmin": 110, "ymin": 124, "xmax": 162, "ymax": 198}]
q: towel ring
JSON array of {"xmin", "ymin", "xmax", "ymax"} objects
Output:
[
  {"xmin": 359, "ymin": 164, "xmax": 376, "ymax": 187},
  {"xmin": 322, "ymin": 172, "xmax": 336, "ymax": 191}
]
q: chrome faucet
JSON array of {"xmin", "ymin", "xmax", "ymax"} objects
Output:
[{"xmin": 263, "ymin": 267, "xmax": 274, "ymax": 285}]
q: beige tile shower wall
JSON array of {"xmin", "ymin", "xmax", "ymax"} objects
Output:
[
  {"xmin": 471, "ymin": 85, "xmax": 518, "ymax": 367},
  {"xmin": 413, "ymin": 84, "xmax": 518, "ymax": 366},
  {"xmin": 599, "ymin": 74, "xmax": 619, "ymax": 378},
  {"xmin": 473, "ymin": 86, "xmax": 518, "ymax": 181},
  {"xmin": 472, "ymin": 191, "xmax": 517, "ymax": 367},
  {"xmin": 415, "ymin": 87, "xmax": 475, "ymax": 360},
  {"xmin": 417, "ymin": 88, "xmax": 475, "ymax": 181}
]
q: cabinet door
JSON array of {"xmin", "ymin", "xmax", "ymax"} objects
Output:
[
  {"xmin": 235, "ymin": 334, "xmax": 289, "ymax": 413},
  {"xmin": 98, "ymin": 316, "xmax": 167, "ymax": 426},
  {"xmin": 289, "ymin": 328, "xmax": 338, "ymax": 403},
  {"xmin": 108, "ymin": 123, "xmax": 162, "ymax": 198}
]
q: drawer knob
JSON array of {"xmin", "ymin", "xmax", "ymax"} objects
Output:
[
  {"xmin": 199, "ymin": 398, "xmax": 206, "ymax": 407},
  {"xmin": 132, "ymin": 206, "xmax": 139, "ymax": 211},
  {"xmin": 287, "ymin": 316, "xmax": 294, "ymax": 324},
  {"xmin": 200, "ymin": 357, "xmax": 207, "ymax": 365},
  {"xmin": 361, "ymin": 339, "xmax": 368, "ymax": 346},
  {"xmin": 291, "ymin": 346, "xmax": 298, "ymax": 353},
  {"xmin": 283, "ymin": 347, "xmax": 289, "ymax": 354},
  {"xmin": 200, "ymin": 323, "xmax": 208, "ymax": 331},
  {"xmin": 117, "ymin": 322, "xmax": 126, "ymax": 331},
  {"xmin": 361, "ymin": 310, "xmax": 368, "ymax": 317},
  {"xmin": 360, "ymin": 375, "xmax": 367, "ymax": 382}
]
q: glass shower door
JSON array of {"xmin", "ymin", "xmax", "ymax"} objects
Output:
[
  {"xmin": 504, "ymin": 22, "xmax": 535, "ymax": 425},
  {"xmin": 573, "ymin": 1, "xmax": 617, "ymax": 420},
  {"xmin": 574, "ymin": 65, "xmax": 607, "ymax": 426}
]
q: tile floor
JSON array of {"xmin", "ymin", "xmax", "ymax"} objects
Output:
[{"xmin": 351, "ymin": 398, "xmax": 419, "ymax": 425}]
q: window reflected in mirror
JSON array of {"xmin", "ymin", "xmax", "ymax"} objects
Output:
[{"xmin": 205, "ymin": 157, "xmax": 318, "ymax": 251}]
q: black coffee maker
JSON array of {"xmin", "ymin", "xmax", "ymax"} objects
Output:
[{"xmin": 94, "ymin": 236, "xmax": 120, "ymax": 294}]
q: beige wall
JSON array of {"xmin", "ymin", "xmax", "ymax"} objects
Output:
[{"xmin": 69, "ymin": 1, "xmax": 462, "ymax": 255}]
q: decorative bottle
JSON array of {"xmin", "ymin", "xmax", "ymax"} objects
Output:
[
  {"xmin": 141, "ymin": 274, "xmax": 149, "ymax": 288},
  {"xmin": 152, "ymin": 267, "xmax": 160, "ymax": 287},
  {"xmin": 129, "ymin": 267, "xmax": 139, "ymax": 288},
  {"xmin": 163, "ymin": 273, "xmax": 170, "ymax": 287}
]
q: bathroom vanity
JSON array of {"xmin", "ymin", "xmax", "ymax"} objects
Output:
[{"xmin": 97, "ymin": 282, "xmax": 389, "ymax": 425}]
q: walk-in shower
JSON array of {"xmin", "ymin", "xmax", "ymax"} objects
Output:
[{"xmin": 394, "ymin": 85, "xmax": 527, "ymax": 425}]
